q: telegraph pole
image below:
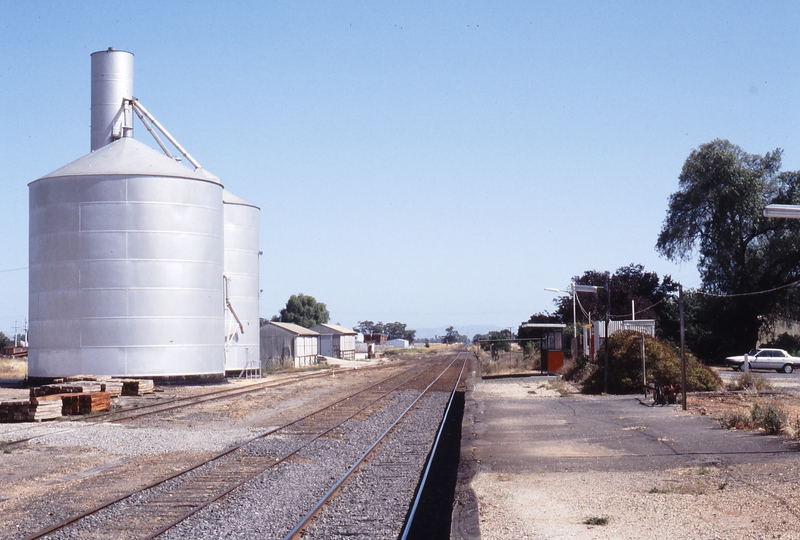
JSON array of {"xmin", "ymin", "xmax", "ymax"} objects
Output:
[
  {"xmin": 603, "ymin": 280, "xmax": 610, "ymax": 394},
  {"xmin": 679, "ymin": 284, "xmax": 687, "ymax": 411}
]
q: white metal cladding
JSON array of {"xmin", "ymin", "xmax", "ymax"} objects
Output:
[
  {"xmin": 222, "ymin": 190, "xmax": 260, "ymax": 372},
  {"xmin": 91, "ymin": 49, "xmax": 134, "ymax": 151},
  {"xmin": 28, "ymin": 138, "xmax": 225, "ymax": 378}
]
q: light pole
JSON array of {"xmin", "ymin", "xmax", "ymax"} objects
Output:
[
  {"xmin": 545, "ymin": 283, "xmax": 602, "ymax": 359},
  {"xmin": 544, "ymin": 285, "xmax": 577, "ymax": 338}
]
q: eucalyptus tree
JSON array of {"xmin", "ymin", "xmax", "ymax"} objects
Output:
[
  {"xmin": 656, "ymin": 139, "xmax": 800, "ymax": 359},
  {"xmin": 273, "ymin": 293, "xmax": 330, "ymax": 328}
]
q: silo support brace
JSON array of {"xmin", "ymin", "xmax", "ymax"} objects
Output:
[
  {"xmin": 128, "ymin": 98, "xmax": 202, "ymax": 170},
  {"xmin": 131, "ymin": 105, "xmax": 174, "ymax": 159}
]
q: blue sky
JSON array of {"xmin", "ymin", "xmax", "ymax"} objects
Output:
[{"xmin": 3, "ymin": 1, "xmax": 800, "ymax": 338}]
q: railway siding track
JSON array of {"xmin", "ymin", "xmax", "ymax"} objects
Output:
[
  {"xmin": 1, "ymin": 368, "xmax": 345, "ymax": 449},
  {"xmin": 19, "ymin": 354, "xmax": 466, "ymax": 539}
]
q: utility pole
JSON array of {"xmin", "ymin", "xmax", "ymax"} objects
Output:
[
  {"xmin": 603, "ymin": 279, "xmax": 610, "ymax": 394},
  {"xmin": 679, "ymin": 284, "xmax": 687, "ymax": 411}
]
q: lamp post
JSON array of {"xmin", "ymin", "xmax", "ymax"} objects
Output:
[
  {"xmin": 545, "ymin": 283, "xmax": 602, "ymax": 359},
  {"xmin": 544, "ymin": 285, "xmax": 577, "ymax": 338}
]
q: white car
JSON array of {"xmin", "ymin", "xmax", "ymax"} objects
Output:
[{"xmin": 725, "ymin": 348, "xmax": 800, "ymax": 373}]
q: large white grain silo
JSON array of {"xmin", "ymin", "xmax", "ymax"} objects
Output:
[
  {"xmin": 222, "ymin": 190, "xmax": 260, "ymax": 374},
  {"xmin": 28, "ymin": 48, "xmax": 226, "ymax": 380}
]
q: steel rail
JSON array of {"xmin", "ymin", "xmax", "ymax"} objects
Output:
[
  {"xmin": 400, "ymin": 353, "xmax": 467, "ymax": 539},
  {"xmin": 140, "ymin": 358, "xmax": 454, "ymax": 540},
  {"xmin": 20, "ymin": 359, "xmax": 443, "ymax": 540},
  {"xmin": 2, "ymin": 368, "xmax": 339, "ymax": 448},
  {"xmin": 283, "ymin": 352, "xmax": 467, "ymax": 540}
]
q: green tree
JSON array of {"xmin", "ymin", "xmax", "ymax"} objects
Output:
[
  {"xmin": 353, "ymin": 321, "xmax": 377, "ymax": 334},
  {"xmin": 353, "ymin": 320, "xmax": 416, "ymax": 342},
  {"xmin": 0, "ymin": 331, "xmax": 9, "ymax": 349},
  {"xmin": 473, "ymin": 329, "xmax": 515, "ymax": 352},
  {"xmin": 273, "ymin": 293, "xmax": 330, "ymax": 328},
  {"xmin": 551, "ymin": 265, "xmax": 676, "ymax": 339},
  {"xmin": 656, "ymin": 139, "xmax": 800, "ymax": 360},
  {"xmin": 441, "ymin": 326, "xmax": 468, "ymax": 344}
]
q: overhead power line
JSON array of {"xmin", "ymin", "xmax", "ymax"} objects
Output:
[{"xmin": 696, "ymin": 279, "xmax": 800, "ymax": 298}]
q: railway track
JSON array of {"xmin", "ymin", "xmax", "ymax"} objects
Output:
[
  {"xmin": 286, "ymin": 351, "xmax": 467, "ymax": 539},
  {"xmin": 18, "ymin": 352, "xmax": 466, "ymax": 539},
  {"xmin": 1, "ymin": 366, "xmax": 363, "ymax": 448}
]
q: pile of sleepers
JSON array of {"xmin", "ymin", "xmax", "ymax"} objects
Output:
[
  {"xmin": 0, "ymin": 397, "xmax": 62, "ymax": 422},
  {"xmin": 119, "ymin": 379, "xmax": 155, "ymax": 396},
  {"xmin": 0, "ymin": 376, "xmax": 155, "ymax": 423}
]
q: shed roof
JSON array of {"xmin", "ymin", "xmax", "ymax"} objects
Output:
[
  {"xmin": 311, "ymin": 323, "xmax": 357, "ymax": 335},
  {"xmin": 267, "ymin": 321, "xmax": 320, "ymax": 336}
]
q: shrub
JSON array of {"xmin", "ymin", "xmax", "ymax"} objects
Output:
[
  {"xmin": 726, "ymin": 372, "xmax": 772, "ymax": 392},
  {"xmin": 582, "ymin": 331, "xmax": 722, "ymax": 394},
  {"xmin": 719, "ymin": 410, "xmax": 751, "ymax": 430},
  {"xmin": 562, "ymin": 354, "xmax": 594, "ymax": 384},
  {"xmin": 719, "ymin": 401, "xmax": 787, "ymax": 435},
  {"xmin": 751, "ymin": 402, "xmax": 786, "ymax": 435}
]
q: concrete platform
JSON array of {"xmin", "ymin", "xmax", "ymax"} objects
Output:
[{"xmin": 453, "ymin": 372, "xmax": 800, "ymax": 539}]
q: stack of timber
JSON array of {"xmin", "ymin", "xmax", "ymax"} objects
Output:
[
  {"xmin": 62, "ymin": 376, "xmax": 125, "ymax": 397},
  {"xmin": 100, "ymin": 380, "xmax": 124, "ymax": 397},
  {"xmin": 60, "ymin": 392, "xmax": 111, "ymax": 415},
  {"xmin": 1, "ymin": 397, "xmax": 62, "ymax": 422},
  {"xmin": 119, "ymin": 379, "xmax": 155, "ymax": 396},
  {"xmin": 31, "ymin": 381, "xmax": 103, "ymax": 398}
]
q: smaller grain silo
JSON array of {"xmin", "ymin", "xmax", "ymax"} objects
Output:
[
  {"xmin": 260, "ymin": 322, "xmax": 319, "ymax": 368},
  {"xmin": 223, "ymin": 190, "xmax": 261, "ymax": 374}
]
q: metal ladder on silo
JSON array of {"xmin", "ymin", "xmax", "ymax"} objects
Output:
[{"xmin": 239, "ymin": 347, "xmax": 261, "ymax": 379}]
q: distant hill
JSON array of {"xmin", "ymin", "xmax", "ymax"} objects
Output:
[{"xmin": 413, "ymin": 324, "xmax": 506, "ymax": 341}]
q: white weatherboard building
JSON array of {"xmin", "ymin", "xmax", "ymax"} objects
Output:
[
  {"xmin": 27, "ymin": 48, "xmax": 260, "ymax": 380},
  {"xmin": 311, "ymin": 323, "xmax": 357, "ymax": 359}
]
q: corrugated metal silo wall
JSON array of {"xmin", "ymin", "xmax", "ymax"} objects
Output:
[
  {"xmin": 223, "ymin": 194, "xmax": 260, "ymax": 372},
  {"xmin": 29, "ymin": 166, "xmax": 225, "ymax": 377}
]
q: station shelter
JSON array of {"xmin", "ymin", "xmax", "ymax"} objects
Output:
[{"xmin": 518, "ymin": 323, "xmax": 567, "ymax": 373}]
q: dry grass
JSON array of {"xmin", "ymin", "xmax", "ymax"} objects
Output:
[
  {"xmin": 379, "ymin": 347, "xmax": 438, "ymax": 361},
  {"xmin": 725, "ymin": 372, "xmax": 773, "ymax": 391},
  {"xmin": 691, "ymin": 392, "xmax": 800, "ymax": 440},
  {"xmin": 0, "ymin": 357, "xmax": 27, "ymax": 379},
  {"xmin": 476, "ymin": 347, "xmax": 540, "ymax": 377}
]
